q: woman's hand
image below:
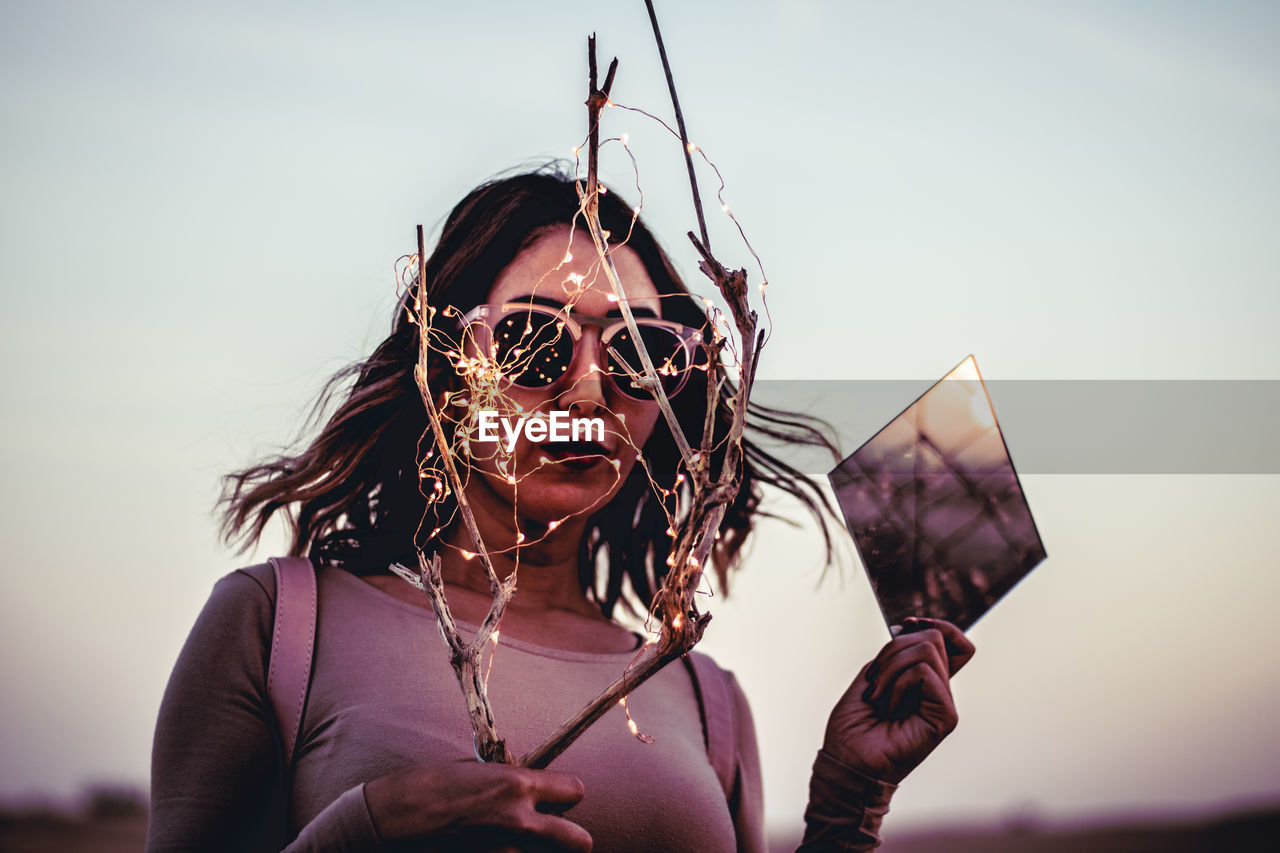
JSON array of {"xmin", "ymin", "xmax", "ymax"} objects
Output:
[
  {"xmin": 822, "ymin": 617, "xmax": 976, "ymax": 785},
  {"xmin": 364, "ymin": 759, "xmax": 592, "ymax": 852}
]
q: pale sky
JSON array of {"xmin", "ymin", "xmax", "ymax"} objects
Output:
[{"xmin": 2, "ymin": 0, "xmax": 1278, "ymax": 836}]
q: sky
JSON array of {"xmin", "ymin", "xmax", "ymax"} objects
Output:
[{"xmin": 2, "ymin": 0, "xmax": 1278, "ymax": 837}]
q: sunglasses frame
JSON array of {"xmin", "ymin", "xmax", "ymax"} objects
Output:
[{"xmin": 458, "ymin": 301, "xmax": 705, "ymax": 401}]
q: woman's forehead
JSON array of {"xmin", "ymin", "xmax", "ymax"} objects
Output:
[{"xmin": 488, "ymin": 227, "xmax": 661, "ymax": 315}]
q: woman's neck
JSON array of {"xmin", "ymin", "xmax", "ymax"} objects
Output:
[
  {"xmin": 359, "ymin": 513, "xmax": 639, "ymax": 653},
  {"xmin": 415, "ymin": 516, "xmax": 641, "ymax": 654},
  {"xmin": 438, "ymin": 512, "xmax": 600, "ymax": 619}
]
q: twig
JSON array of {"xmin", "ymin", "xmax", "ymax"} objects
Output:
[
  {"xmin": 402, "ymin": 225, "xmax": 514, "ymax": 764},
  {"xmin": 521, "ymin": 613, "xmax": 710, "ymax": 769},
  {"xmin": 586, "ymin": 34, "xmax": 618, "ymax": 205},
  {"xmin": 398, "ymin": 8, "xmax": 767, "ymax": 773},
  {"xmin": 519, "ymin": 15, "xmax": 765, "ymax": 767},
  {"xmin": 395, "ymin": 552, "xmax": 512, "ymax": 764},
  {"xmin": 579, "ymin": 37, "xmax": 695, "ymax": 466},
  {"xmin": 581, "ymin": 207, "xmax": 696, "ymax": 464},
  {"xmin": 644, "ymin": 0, "xmax": 709, "ymax": 251}
]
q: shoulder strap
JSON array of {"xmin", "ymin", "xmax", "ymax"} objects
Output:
[
  {"xmin": 683, "ymin": 652, "xmax": 737, "ymax": 801},
  {"xmin": 267, "ymin": 556, "xmax": 317, "ymax": 768}
]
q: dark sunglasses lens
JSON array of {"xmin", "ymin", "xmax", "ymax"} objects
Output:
[
  {"xmin": 607, "ymin": 325, "xmax": 692, "ymax": 398},
  {"xmin": 492, "ymin": 310, "xmax": 573, "ymax": 387}
]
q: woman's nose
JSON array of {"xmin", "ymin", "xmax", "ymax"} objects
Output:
[{"xmin": 558, "ymin": 328, "xmax": 608, "ymax": 413}]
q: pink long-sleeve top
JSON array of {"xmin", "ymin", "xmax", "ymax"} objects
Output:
[{"xmin": 147, "ymin": 563, "xmax": 894, "ymax": 851}]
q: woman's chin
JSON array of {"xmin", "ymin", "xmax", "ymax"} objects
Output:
[{"xmin": 513, "ymin": 470, "xmax": 624, "ymax": 526}]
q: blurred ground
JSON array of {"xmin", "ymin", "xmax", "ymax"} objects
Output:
[
  {"xmin": 0, "ymin": 814, "xmax": 145, "ymax": 853},
  {"xmin": 2, "ymin": 801, "xmax": 1276, "ymax": 851},
  {"xmin": 771, "ymin": 805, "xmax": 1280, "ymax": 852}
]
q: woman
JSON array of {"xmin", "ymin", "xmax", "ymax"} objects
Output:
[{"xmin": 148, "ymin": 166, "xmax": 974, "ymax": 851}]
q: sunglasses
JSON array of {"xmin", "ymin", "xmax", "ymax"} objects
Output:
[{"xmin": 458, "ymin": 302, "xmax": 705, "ymax": 401}]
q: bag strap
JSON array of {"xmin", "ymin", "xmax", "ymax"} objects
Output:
[
  {"xmin": 267, "ymin": 556, "xmax": 317, "ymax": 767},
  {"xmin": 683, "ymin": 652, "xmax": 737, "ymax": 801}
]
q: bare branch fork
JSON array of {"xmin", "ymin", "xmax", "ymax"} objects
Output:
[
  {"xmin": 396, "ymin": 3, "xmax": 765, "ymax": 772},
  {"xmin": 391, "ymin": 226, "xmax": 514, "ymax": 764},
  {"xmin": 519, "ymin": 16, "xmax": 763, "ymax": 768}
]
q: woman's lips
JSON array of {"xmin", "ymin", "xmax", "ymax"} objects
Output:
[{"xmin": 538, "ymin": 440, "xmax": 616, "ymax": 469}]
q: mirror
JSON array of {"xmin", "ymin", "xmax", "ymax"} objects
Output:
[{"xmin": 828, "ymin": 356, "xmax": 1047, "ymax": 632}]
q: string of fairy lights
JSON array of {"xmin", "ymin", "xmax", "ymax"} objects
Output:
[{"xmin": 391, "ymin": 96, "xmax": 772, "ymax": 746}]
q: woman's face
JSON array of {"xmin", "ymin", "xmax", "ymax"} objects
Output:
[{"xmin": 458, "ymin": 226, "xmax": 664, "ymax": 531}]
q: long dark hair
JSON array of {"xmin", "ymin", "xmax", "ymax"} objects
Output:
[{"xmin": 220, "ymin": 164, "xmax": 842, "ymax": 617}]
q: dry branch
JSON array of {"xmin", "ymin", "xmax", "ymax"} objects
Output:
[
  {"xmin": 394, "ymin": 6, "xmax": 767, "ymax": 772},
  {"xmin": 392, "ymin": 225, "xmax": 514, "ymax": 765},
  {"xmin": 644, "ymin": 0, "xmax": 709, "ymax": 250},
  {"xmin": 518, "ymin": 23, "xmax": 762, "ymax": 768}
]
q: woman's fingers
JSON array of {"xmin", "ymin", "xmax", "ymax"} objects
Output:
[
  {"xmin": 891, "ymin": 661, "xmax": 959, "ymax": 735},
  {"xmin": 822, "ymin": 623, "xmax": 972, "ymax": 784},
  {"xmin": 525, "ymin": 768, "xmax": 587, "ymax": 810},
  {"xmin": 523, "ymin": 812, "xmax": 595, "ymax": 852},
  {"xmin": 867, "ymin": 632, "xmax": 948, "ymax": 703},
  {"xmin": 496, "ymin": 768, "xmax": 591, "ymax": 851},
  {"xmin": 903, "ymin": 617, "xmax": 975, "ymax": 675},
  {"xmin": 367, "ymin": 761, "xmax": 592, "ymax": 849},
  {"xmin": 864, "ymin": 621, "xmax": 974, "ymax": 720}
]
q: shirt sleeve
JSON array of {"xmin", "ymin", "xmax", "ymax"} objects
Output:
[
  {"xmin": 146, "ymin": 568, "xmax": 384, "ymax": 852},
  {"xmin": 796, "ymin": 750, "xmax": 898, "ymax": 852}
]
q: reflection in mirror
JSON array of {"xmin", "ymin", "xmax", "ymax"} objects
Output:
[{"xmin": 828, "ymin": 356, "xmax": 1047, "ymax": 632}]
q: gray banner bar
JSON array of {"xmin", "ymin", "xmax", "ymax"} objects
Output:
[{"xmin": 746, "ymin": 380, "xmax": 1280, "ymax": 474}]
